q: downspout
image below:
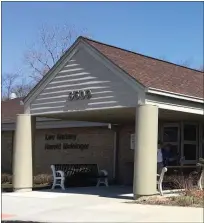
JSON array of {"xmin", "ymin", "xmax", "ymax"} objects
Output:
[
  {"xmin": 11, "ymin": 130, "xmax": 15, "ymax": 173},
  {"xmin": 113, "ymin": 129, "xmax": 120, "ymax": 184},
  {"xmin": 109, "ymin": 124, "xmax": 119, "ymax": 184}
]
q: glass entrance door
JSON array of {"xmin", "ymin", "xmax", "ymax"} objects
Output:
[{"xmin": 162, "ymin": 123, "xmax": 180, "ymax": 158}]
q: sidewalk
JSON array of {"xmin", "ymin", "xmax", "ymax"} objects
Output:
[{"xmin": 2, "ymin": 187, "xmax": 203, "ymax": 222}]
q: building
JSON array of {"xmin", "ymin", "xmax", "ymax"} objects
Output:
[{"xmin": 2, "ymin": 36, "xmax": 204, "ymax": 197}]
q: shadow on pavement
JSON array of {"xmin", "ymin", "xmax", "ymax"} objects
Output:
[{"xmin": 38, "ymin": 185, "xmax": 133, "ymax": 200}]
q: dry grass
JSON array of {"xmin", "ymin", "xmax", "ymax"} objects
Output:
[
  {"xmin": 132, "ymin": 191, "xmax": 203, "ymax": 207},
  {"xmin": 132, "ymin": 173, "xmax": 204, "ymax": 208},
  {"xmin": 170, "ymin": 193, "xmax": 203, "ymax": 207}
]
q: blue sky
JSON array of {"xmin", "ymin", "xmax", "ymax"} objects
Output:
[{"xmin": 2, "ymin": 1, "xmax": 204, "ymax": 75}]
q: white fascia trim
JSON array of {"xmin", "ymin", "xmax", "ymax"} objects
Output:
[
  {"xmin": 146, "ymin": 99, "xmax": 204, "ymax": 115},
  {"xmin": 147, "ymin": 88, "xmax": 204, "ymax": 104},
  {"xmin": 2, "ymin": 120, "xmax": 109, "ymax": 131}
]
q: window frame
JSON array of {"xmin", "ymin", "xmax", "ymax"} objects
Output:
[{"xmin": 181, "ymin": 122, "xmax": 198, "ymax": 165}]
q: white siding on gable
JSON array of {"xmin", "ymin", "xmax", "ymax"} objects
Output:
[{"xmin": 30, "ymin": 47, "xmax": 139, "ymax": 115}]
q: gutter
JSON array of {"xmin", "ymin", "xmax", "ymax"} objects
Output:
[{"xmin": 146, "ymin": 87, "xmax": 204, "ymax": 104}]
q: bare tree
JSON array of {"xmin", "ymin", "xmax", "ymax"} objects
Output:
[
  {"xmin": 176, "ymin": 59, "xmax": 193, "ymax": 68},
  {"xmin": 198, "ymin": 65, "xmax": 204, "ymax": 72},
  {"xmin": 2, "ymin": 73, "xmax": 33, "ymax": 100},
  {"xmin": 2, "ymin": 73, "xmax": 19, "ymax": 100},
  {"xmin": 24, "ymin": 24, "xmax": 89, "ymax": 82},
  {"xmin": 12, "ymin": 79, "xmax": 33, "ymax": 98}
]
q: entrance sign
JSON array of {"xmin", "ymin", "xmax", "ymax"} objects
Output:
[
  {"xmin": 45, "ymin": 134, "xmax": 76, "ymax": 141},
  {"xmin": 45, "ymin": 143, "xmax": 89, "ymax": 150},
  {"xmin": 44, "ymin": 133, "xmax": 89, "ymax": 150},
  {"xmin": 68, "ymin": 89, "xmax": 92, "ymax": 101}
]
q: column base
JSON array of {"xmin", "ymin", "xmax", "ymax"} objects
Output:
[
  {"xmin": 133, "ymin": 191, "xmax": 158, "ymax": 200},
  {"xmin": 13, "ymin": 188, "xmax": 32, "ymax": 192}
]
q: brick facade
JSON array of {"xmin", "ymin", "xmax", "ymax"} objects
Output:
[
  {"xmin": 2, "ymin": 125, "xmax": 136, "ymax": 185},
  {"xmin": 2, "ymin": 131, "xmax": 13, "ymax": 173},
  {"xmin": 34, "ymin": 127, "xmax": 115, "ymax": 179}
]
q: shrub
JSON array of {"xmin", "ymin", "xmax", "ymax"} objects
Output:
[
  {"xmin": 33, "ymin": 174, "xmax": 52, "ymax": 185},
  {"xmin": 1, "ymin": 174, "xmax": 12, "ymax": 184},
  {"xmin": 1, "ymin": 173, "xmax": 53, "ymax": 185},
  {"xmin": 166, "ymin": 172, "xmax": 199, "ymax": 192}
]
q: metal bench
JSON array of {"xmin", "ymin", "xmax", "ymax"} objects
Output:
[
  {"xmin": 157, "ymin": 167, "xmax": 168, "ymax": 196},
  {"xmin": 53, "ymin": 164, "xmax": 108, "ymax": 187}
]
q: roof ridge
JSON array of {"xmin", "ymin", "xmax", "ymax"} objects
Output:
[{"xmin": 81, "ymin": 36, "xmax": 204, "ymax": 75}]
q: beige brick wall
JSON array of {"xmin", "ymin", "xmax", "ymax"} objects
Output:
[
  {"xmin": 34, "ymin": 127, "xmax": 115, "ymax": 179},
  {"xmin": 1, "ymin": 125, "xmax": 135, "ymax": 184},
  {"xmin": 117, "ymin": 121, "xmax": 163, "ymax": 185},
  {"xmin": 2, "ymin": 131, "xmax": 13, "ymax": 174}
]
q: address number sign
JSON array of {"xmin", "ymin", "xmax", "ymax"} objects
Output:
[{"xmin": 68, "ymin": 89, "xmax": 92, "ymax": 101}]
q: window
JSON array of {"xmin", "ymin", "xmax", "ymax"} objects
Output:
[
  {"xmin": 162, "ymin": 124, "xmax": 180, "ymax": 156},
  {"xmin": 181, "ymin": 123, "xmax": 198, "ymax": 164},
  {"xmin": 183, "ymin": 144, "xmax": 197, "ymax": 160},
  {"xmin": 163, "ymin": 127, "xmax": 178, "ymax": 142},
  {"xmin": 184, "ymin": 124, "xmax": 197, "ymax": 141}
]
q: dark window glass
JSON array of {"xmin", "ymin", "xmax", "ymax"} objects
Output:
[
  {"xmin": 202, "ymin": 143, "xmax": 204, "ymax": 159},
  {"xmin": 163, "ymin": 127, "xmax": 178, "ymax": 142},
  {"xmin": 202, "ymin": 125, "xmax": 204, "ymax": 140},
  {"xmin": 169, "ymin": 145, "xmax": 178, "ymax": 156},
  {"xmin": 184, "ymin": 124, "xmax": 197, "ymax": 141},
  {"xmin": 183, "ymin": 144, "xmax": 197, "ymax": 160}
]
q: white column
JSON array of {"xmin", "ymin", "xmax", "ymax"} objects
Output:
[
  {"xmin": 133, "ymin": 105, "xmax": 159, "ymax": 198},
  {"xmin": 13, "ymin": 114, "xmax": 35, "ymax": 192}
]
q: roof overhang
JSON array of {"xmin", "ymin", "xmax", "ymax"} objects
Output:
[
  {"xmin": 147, "ymin": 87, "xmax": 204, "ymax": 104},
  {"xmin": 22, "ymin": 36, "xmax": 203, "ymax": 118},
  {"xmin": 145, "ymin": 92, "xmax": 204, "ymax": 115}
]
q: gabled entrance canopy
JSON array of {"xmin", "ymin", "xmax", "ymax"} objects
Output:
[
  {"xmin": 23, "ymin": 36, "xmax": 204, "ymax": 119},
  {"xmin": 23, "ymin": 37, "xmax": 145, "ymax": 120}
]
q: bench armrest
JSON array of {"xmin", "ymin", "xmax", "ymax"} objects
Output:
[
  {"xmin": 157, "ymin": 167, "xmax": 168, "ymax": 183},
  {"xmin": 99, "ymin": 169, "xmax": 108, "ymax": 177},
  {"xmin": 56, "ymin": 170, "xmax": 65, "ymax": 178}
]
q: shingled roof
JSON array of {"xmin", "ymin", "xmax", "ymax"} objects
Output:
[
  {"xmin": 83, "ymin": 37, "xmax": 204, "ymax": 99},
  {"xmin": 1, "ymin": 98, "xmax": 24, "ymax": 123}
]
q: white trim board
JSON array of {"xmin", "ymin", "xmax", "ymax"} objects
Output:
[
  {"xmin": 147, "ymin": 88, "xmax": 204, "ymax": 104},
  {"xmin": 2, "ymin": 120, "xmax": 108, "ymax": 131},
  {"xmin": 146, "ymin": 100, "xmax": 204, "ymax": 115}
]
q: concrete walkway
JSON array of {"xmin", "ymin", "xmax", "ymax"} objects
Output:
[{"xmin": 2, "ymin": 186, "xmax": 203, "ymax": 222}]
